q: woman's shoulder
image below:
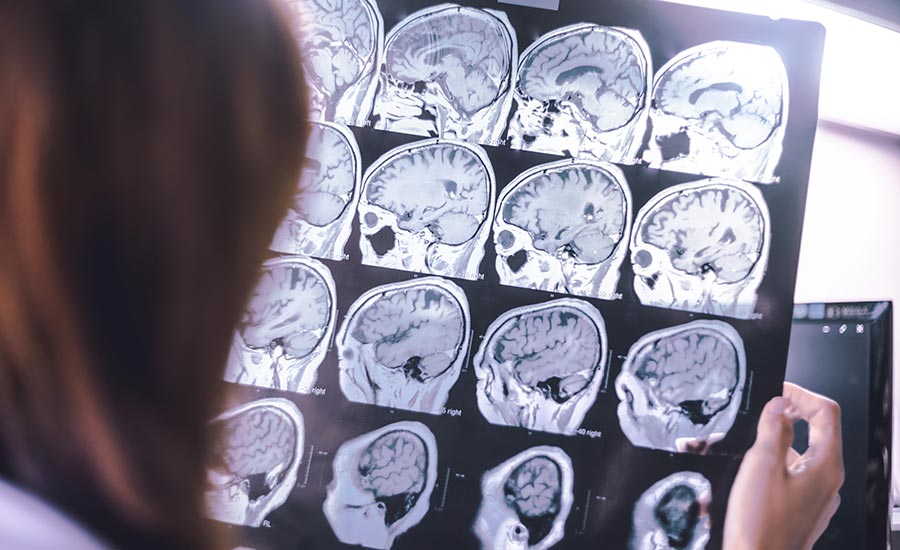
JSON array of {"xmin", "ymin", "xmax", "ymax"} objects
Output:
[{"xmin": 0, "ymin": 478, "xmax": 108, "ymax": 549}]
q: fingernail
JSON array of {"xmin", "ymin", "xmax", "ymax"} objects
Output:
[
  {"xmin": 784, "ymin": 404, "xmax": 801, "ymax": 421},
  {"xmin": 766, "ymin": 396, "xmax": 787, "ymax": 416}
]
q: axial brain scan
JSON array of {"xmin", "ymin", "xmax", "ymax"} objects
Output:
[
  {"xmin": 507, "ymin": 23, "xmax": 651, "ymax": 163},
  {"xmin": 285, "ymin": 0, "xmax": 383, "ymax": 125},
  {"xmin": 206, "ymin": 398, "xmax": 304, "ymax": 528},
  {"xmin": 372, "ymin": 4, "xmax": 517, "ymax": 145},
  {"xmin": 359, "ymin": 139, "xmax": 495, "ymax": 280},
  {"xmin": 643, "ymin": 41, "xmax": 788, "ymax": 184},
  {"xmin": 324, "ymin": 422, "xmax": 437, "ymax": 550},
  {"xmin": 474, "ymin": 298, "xmax": 607, "ymax": 435},
  {"xmin": 473, "ymin": 446, "xmax": 574, "ymax": 550},
  {"xmin": 495, "ymin": 159, "xmax": 632, "ymax": 300},
  {"xmin": 336, "ymin": 277, "xmax": 470, "ymax": 414},
  {"xmin": 630, "ymin": 179, "xmax": 770, "ymax": 319},
  {"xmin": 270, "ymin": 122, "xmax": 361, "ymax": 260},
  {"xmin": 632, "ymin": 472, "xmax": 711, "ymax": 550},
  {"xmin": 615, "ymin": 321, "xmax": 746, "ymax": 453},
  {"xmin": 224, "ymin": 257, "xmax": 336, "ymax": 394}
]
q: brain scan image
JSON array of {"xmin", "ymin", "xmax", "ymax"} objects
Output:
[
  {"xmin": 507, "ymin": 24, "xmax": 651, "ymax": 163},
  {"xmin": 270, "ymin": 122, "xmax": 362, "ymax": 260},
  {"xmin": 336, "ymin": 277, "xmax": 470, "ymax": 414},
  {"xmin": 372, "ymin": 4, "xmax": 517, "ymax": 145},
  {"xmin": 224, "ymin": 257, "xmax": 336, "ymax": 394},
  {"xmin": 474, "ymin": 298, "xmax": 607, "ymax": 435},
  {"xmin": 285, "ymin": 0, "xmax": 383, "ymax": 125},
  {"xmin": 324, "ymin": 421, "xmax": 438, "ymax": 549},
  {"xmin": 206, "ymin": 398, "xmax": 304, "ymax": 527},
  {"xmin": 631, "ymin": 472, "xmax": 711, "ymax": 550},
  {"xmin": 615, "ymin": 321, "xmax": 746, "ymax": 453},
  {"xmin": 630, "ymin": 179, "xmax": 770, "ymax": 319},
  {"xmin": 494, "ymin": 159, "xmax": 632, "ymax": 300},
  {"xmin": 643, "ymin": 41, "xmax": 789, "ymax": 184},
  {"xmin": 359, "ymin": 139, "xmax": 495, "ymax": 280},
  {"xmin": 473, "ymin": 446, "xmax": 574, "ymax": 550}
]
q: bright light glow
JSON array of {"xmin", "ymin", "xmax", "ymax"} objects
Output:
[{"xmin": 657, "ymin": 0, "xmax": 900, "ymax": 136}]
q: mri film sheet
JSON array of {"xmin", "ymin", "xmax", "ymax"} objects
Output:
[{"xmin": 216, "ymin": 0, "xmax": 823, "ymax": 548}]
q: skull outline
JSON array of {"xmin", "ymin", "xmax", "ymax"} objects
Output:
[
  {"xmin": 224, "ymin": 256, "xmax": 337, "ymax": 394},
  {"xmin": 205, "ymin": 398, "xmax": 305, "ymax": 528},
  {"xmin": 270, "ymin": 121, "xmax": 362, "ymax": 260},
  {"xmin": 643, "ymin": 41, "xmax": 789, "ymax": 184},
  {"xmin": 507, "ymin": 23, "xmax": 652, "ymax": 163},
  {"xmin": 358, "ymin": 138, "xmax": 496, "ymax": 280},
  {"xmin": 336, "ymin": 277, "xmax": 471, "ymax": 414},
  {"xmin": 494, "ymin": 159, "xmax": 632, "ymax": 300},
  {"xmin": 474, "ymin": 298, "xmax": 608, "ymax": 435},
  {"xmin": 615, "ymin": 320, "xmax": 747, "ymax": 453},
  {"xmin": 631, "ymin": 472, "xmax": 711, "ymax": 550},
  {"xmin": 630, "ymin": 178, "xmax": 771, "ymax": 319}
]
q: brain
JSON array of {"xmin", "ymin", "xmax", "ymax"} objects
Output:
[
  {"xmin": 654, "ymin": 45, "xmax": 783, "ymax": 150},
  {"xmin": 633, "ymin": 329, "xmax": 739, "ymax": 425},
  {"xmin": 291, "ymin": 124, "xmax": 356, "ymax": 227},
  {"xmin": 385, "ymin": 7, "xmax": 512, "ymax": 115},
  {"xmin": 240, "ymin": 263, "xmax": 332, "ymax": 357},
  {"xmin": 490, "ymin": 306, "xmax": 602, "ymax": 403},
  {"xmin": 502, "ymin": 164, "xmax": 627, "ymax": 263},
  {"xmin": 350, "ymin": 286, "xmax": 465, "ymax": 381},
  {"xmin": 288, "ymin": 0, "xmax": 377, "ymax": 104},
  {"xmin": 518, "ymin": 26, "xmax": 646, "ymax": 132},
  {"xmin": 357, "ymin": 430, "xmax": 428, "ymax": 526},
  {"xmin": 503, "ymin": 456, "xmax": 562, "ymax": 546},
  {"xmin": 654, "ymin": 485, "xmax": 701, "ymax": 550},
  {"xmin": 640, "ymin": 187, "xmax": 763, "ymax": 283},
  {"xmin": 366, "ymin": 143, "xmax": 491, "ymax": 245}
]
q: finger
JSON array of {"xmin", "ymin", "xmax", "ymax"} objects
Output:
[
  {"xmin": 783, "ymin": 383, "xmax": 843, "ymax": 469},
  {"xmin": 786, "ymin": 446, "xmax": 801, "ymax": 466},
  {"xmin": 747, "ymin": 396, "xmax": 793, "ymax": 467}
]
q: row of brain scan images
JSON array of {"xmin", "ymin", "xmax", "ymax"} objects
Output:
[
  {"xmin": 273, "ymin": 126, "xmax": 771, "ymax": 319},
  {"xmin": 224, "ymin": 257, "xmax": 748, "ymax": 453},
  {"xmin": 283, "ymin": 0, "xmax": 789, "ymax": 184},
  {"xmin": 207, "ymin": 400, "xmax": 713, "ymax": 550}
]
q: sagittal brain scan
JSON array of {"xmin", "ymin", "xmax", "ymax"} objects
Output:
[
  {"xmin": 372, "ymin": 4, "xmax": 517, "ymax": 145},
  {"xmin": 336, "ymin": 277, "xmax": 471, "ymax": 414},
  {"xmin": 474, "ymin": 298, "xmax": 607, "ymax": 435},
  {"xmin": 324, "ymin": 422, "xmax": 438, "ymax": 550},
  {"xmin": 473, "ymin": 446, "xmax": 574, "ymax": 550},
  {"xmin": 630, "ymin": 179, "xmax": 770, "ymax": 319},
  {"xmin": 206, "ymin": 398, "xmax": 304, "ymax": 528},
  {"xmin": 615, "ymin": 321, "xmax": 746, "ymax": 453},
  {"xmin": 285, "ymin": 0, "xmax": 383, "ymax": 125},
  {"xmin": 494, "ymin": 159, "xmax": 632, "ymax": 300},
  {"xmin": 359, "ymin": 139, "xmax": 495, "ymax": 280},
  {"xmin": 224, "ymin": 257, "xmax": 336, "ymax": 394},
  {"xmin": 507, "ymin": 24, "xmax": 651, "ymax": 163},
  {"xmin": 270, "ymin": 122, "xmax": 362, "ymax": 260},
  {"xmin": 643, "ymin": 41, "xmax": 788, "ymax": 184},
  {"xmin": 632, "ymin": 472, "xmax": 711, "ymax": 550}
]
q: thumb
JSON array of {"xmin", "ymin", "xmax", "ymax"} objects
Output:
[{"xmin": 748, "ymin": 396, "xmax": 794, "ymax": 467}]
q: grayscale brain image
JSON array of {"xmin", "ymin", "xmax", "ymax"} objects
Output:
[
  {"xmin": 507, "ymin": 23, "xmax": 651, "ymax": 163},
  {"xmin": 270, "ymin": 121, "xmax": 362, "ymax": 260},
  {"xmin": 630, "ymin": 179, "xmax": 770, "ymax": 319},
  {"xmin": 336, "ymin": 277, "xmax": 470, "ymax": 414},
  {"xmin": 643, "ymin": 41, "xmax": 788, "ymax": 184},
  {"xmin": 474, "ymin": 298, "xmax": 607, "ymax": 435},
  {"xmin": 494, "ymin": 159, "xmax": 632, "ymax": 300},
  {"xmin": 225, "ymin": 257, "xmax": 336, "ymax": 394},
  {"xmin": 473, "ymin": 446, "xmax": 574, "ymax": 550},
  {"xmin": 323, "ymin": 422, "xmax": 438, "ymax": 550},
  {"xmin": 285, "ymin": 0, "xmax": 383, "ymax": 125},
  {"xmin": 359, "ymin": 138, "xmax": 495, "ymax": 280},
  {"xmin": 631, "ymin": 472, "xmax": 711, "ymax": 550},
  {"xmin": 372, "ymin": 4, "xmax": 517, "ymax": 145},
  {"xmin": 206, "ymin": 399, "xmax": 305, "ymax": 528},
  {"xmin": 615, "ymin": 321, "xmax": 746, "ymax": 453}
]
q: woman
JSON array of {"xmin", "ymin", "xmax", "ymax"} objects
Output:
[{"xmin": 0, "ymin": 1, "xmax": 842, "ymax": 548}]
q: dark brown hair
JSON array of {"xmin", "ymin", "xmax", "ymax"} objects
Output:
[{"xmin": 0, "ymin": 1, "xmax": 308, "ymax": 547}]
